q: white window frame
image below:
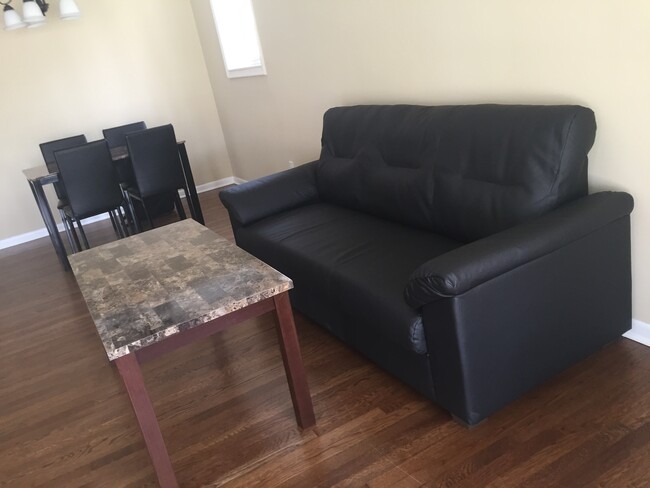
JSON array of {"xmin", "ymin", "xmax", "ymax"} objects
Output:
[{"xmin": 209, "ymin": 0, "xmax": 267, "ymax": 79}]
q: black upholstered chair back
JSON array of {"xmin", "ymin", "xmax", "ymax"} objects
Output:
[
  {"xmin": 102, "ymin": 121, "xmax": 147, "ymax": 148},
  {"xmin": 126, "ymin": 124, "xmax": 184, "ymax": 199},
  {"xmin": 39, "ymin": 134, "xmax": 88, "ymax": 200},
  {"xmin": 54, "ymin": 141, "xmax": 124, "ymax": 219}
]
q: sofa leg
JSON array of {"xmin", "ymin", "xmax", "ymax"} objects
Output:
[{"xmin": 451, "ymin": 414, "xmax": 487, "ymax": 430}]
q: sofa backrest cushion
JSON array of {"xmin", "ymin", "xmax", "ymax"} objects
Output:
[
  {"xmin": 317, "ymin": 104, "xmax": 596, "ymax": 242},
  {"xmin": 317, "ymin": 146, "xmax": 436, "ymax": 230}
]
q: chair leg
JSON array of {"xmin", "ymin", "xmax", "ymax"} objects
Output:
[
  {"xmin": 76, "ymin": 218, "xmax": 90, "ymax": 250},
  {"xmin": 118, "ymin": 206, "xmax": 130, "ymax": 237},
  {"xmin": 70, "ymin": 219, "xmax": 82, "ymax": 253},
  {"xmin": 120, "ymin": 186, "xmax": 135, "ymax": 233},
  {"xmin": 125, "ymin": 192, "xmax": 141, "ymax": 234},
  {"xmin": 123, "ymin": 204, "xmax": 136, "ymax": 235},
  {"xmin": 109, "ymin": 211, "xmax": 121, "ymax": 238},
  {"xmin": 62, "ymin": 212, "xmax": 82, "ymax": 253},
  {"xmin": 60, "ymin": 209, "xmax": 76, "ymax": 252},
  {"xmin": 173, "ymin": 191, "xmax": 186, "ymax": 220},
  {"xmin": 112, "ymin": 210, "xmax": 125, "ymax": 239},
  {"xmin": 115, "ymin": 210, "xmax": 127, "ymax": 238},
  {"xmin": 142, "ymin": 201, "xmax": 154, "ymax": 230}
]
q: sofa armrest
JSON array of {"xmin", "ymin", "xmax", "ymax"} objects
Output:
[
  {"xmin": 404, "ymin": 191, "xmax": 634, "ymax": 309},
  {"xmin": 219, "ymin": 161, "xmax": 320, "ymax": 228}
]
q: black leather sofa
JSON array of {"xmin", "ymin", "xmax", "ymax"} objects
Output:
[{"xmin": 220, "ymin": 105, "xmax": 634, "ymax": 426}]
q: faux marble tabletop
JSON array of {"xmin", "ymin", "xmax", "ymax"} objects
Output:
[{"xmin": 69, "ymin": 219, "xmax": 292, "ymax": 360}]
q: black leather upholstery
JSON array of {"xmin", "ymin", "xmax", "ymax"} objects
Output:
[
  {"xmin": 103, "ymin": 121, "xmax": 147, "ymax": 186},
  {"xmin": 126, "ymin": 124, "xmax": 185, "ymax": 199},
  {"xmin": 54, "ymin": 140, "xmax": 128, "ymax": 252},
  {"xmin": 220, "ymin": 104, "xmax": 633, "ymax": 426},
  {"xmin": 39, "ymin": 134, "xmax": 88, "ymax": 201},
  {"xmin": 423, "ymin": 216, "xmax": 632, "ymax": 425},
  {"xmin": 405, "ymin": 191, "xmax": 634, "ymax": 308},
  {"xmin": 103, "ymin": 121, "xmax": 147, "ymax": 148},
  {"xmin": 122, "ymin": 124, "xmax": 187, "ymax": 232},
  {"xmin": 236, "ymin": 203, "xmax": 461, "ymax": 354},
  {"xmin": 319, "ymin": 105, "xmax": 595, "ymax": 241},
  {"xmin": 54, "ymin": 140, "xmax": 124, "ymax": 219},
  {"xmin": 221, "ymin": 162, "xmax": 319, "ymax": 229}
]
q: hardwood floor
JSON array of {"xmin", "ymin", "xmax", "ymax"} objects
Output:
[{"xmin": 1, "ymin": 188, "xmax": 649, "ymax": 487}]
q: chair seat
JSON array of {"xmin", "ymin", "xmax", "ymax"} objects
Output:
[{"xmin": 63, "ymin": 202, "xmax": 126, "ymax": 222}]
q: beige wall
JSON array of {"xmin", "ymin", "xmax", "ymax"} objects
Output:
[
  {"xmin": 192, "ymin": 0, "xmax": 650, "ymax": 323},
  {"xmin": 0, "ymin": 0, "xmax": 232, "ymax": 240}
]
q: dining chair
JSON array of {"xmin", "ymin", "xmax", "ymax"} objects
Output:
[
  {"xmin": 124, "ymin": 124, "xmax": 187, "ymax": 232},
  {"xmin": 39, "ymin": 134, "xmax": 88, "ymax": 251},
  {"xmin": 102, "ymin": 121, "xmax": 147, "ymax": 186},
  {"xmin": 102, "ymin": 121, "xmax": 147, "ymax": 148},
  {"xmin": 54, "ymin": 140, "xmax": 129, "ymax": 251}
]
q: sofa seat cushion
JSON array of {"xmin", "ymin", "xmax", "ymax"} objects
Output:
[{"xmin": 235, "ymin": 203, "xmax": 462, "ymax": 354}]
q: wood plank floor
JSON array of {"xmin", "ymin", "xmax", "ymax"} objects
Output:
[{"xmin": 1, "ymin": 188, "xmax": 649, "ymax": 487}]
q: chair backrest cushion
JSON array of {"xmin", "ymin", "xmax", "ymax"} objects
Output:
[
  {"xmin": 54, "ymin": 140, "xmax": 124, "ymax": 218},
  {"xmin": 317, "ymin": 104, "xmax": 596, "ymax": 241},
  {"xmin": 39, "ymin": 134, "xmax": 88, "ymax": 200},
  {"xmin": 126, "ymin": 124, "xmax": 184, "ymax": 198},
  {"xmin": 103, "ymin": 121, "xmax": 147, "ymax": 148}
]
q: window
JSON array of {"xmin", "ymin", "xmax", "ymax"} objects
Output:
[{"xmin": 210, "ymin": 0, "xmax": 266, "ymax": 78}]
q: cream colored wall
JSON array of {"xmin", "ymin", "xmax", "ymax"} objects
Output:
[
  {"xmin": 0, "ymin": 0, "xmax": 232, "ymax": 240},
  {"xmin": 192, "ymin": 0, "xmax": 650, "ymax": 323}
]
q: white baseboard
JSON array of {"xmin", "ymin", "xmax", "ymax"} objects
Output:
[
  {"xmin": 196, "ymin": 176, "xmax": 243, "ymax": 193},
  {"xmin": 0, "ymin": 213, "xmax": 112, "ymax": 250},
  {"xmin": 0, "ymin": 176, "xmax": 245, "ymax": 250},
  {"xmin": 623, "ymin": 319, "xmax": 650, "ymax": 347}
]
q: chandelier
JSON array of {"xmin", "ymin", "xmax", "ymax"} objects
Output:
[{"xmin": 1, "ymin": 0, "xmax": 80, "ymax": 30}]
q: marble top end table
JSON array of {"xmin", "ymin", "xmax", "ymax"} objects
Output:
[{"xmin": 70, "ymin": 219, "xmax": 315, "ymax": 488}]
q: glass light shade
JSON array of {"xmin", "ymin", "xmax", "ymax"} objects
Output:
[
  {"xmin": 3, "ymin": 5, "xmax": 26, "ymax": 30},
  {"xmin": 22, "ymin": 0, "xmax": 45, "ymax": 23},
  {"xmin": 59, "ymin": 0, "xmax": 80, "ymax": 20}
]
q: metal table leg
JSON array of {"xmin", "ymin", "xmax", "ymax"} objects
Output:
[
  {"xmin": 27, "ymin": 179, "xmax": 70, "ymax": 271},
  {"xmin": 177, "ymin": 142, "xmax": 204, "ymax": 225}
]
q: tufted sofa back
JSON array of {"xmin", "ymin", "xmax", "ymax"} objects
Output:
[{"xmin": 316, "ymin": 104, "xmax": 596, "ymax": 242}]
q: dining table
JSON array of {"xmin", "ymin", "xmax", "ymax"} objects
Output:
[{"xmin": 22, "ymin": 140, "xmax": 204, "ymax": 271}]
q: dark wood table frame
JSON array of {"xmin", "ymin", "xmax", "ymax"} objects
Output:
[
  {"xmin": 113, "ymin": 292, "xmax": 315, "ymax": 488},
  {"xmin": 23, "ymin": 141, "xmax": 204, "ymax": 271}
]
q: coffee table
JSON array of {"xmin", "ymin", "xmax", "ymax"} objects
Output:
[{"xmin": 69, "ymin": 219, "xmax": 315, "ymax": 488}]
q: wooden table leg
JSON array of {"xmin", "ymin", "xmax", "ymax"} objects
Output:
[
  {"xmin": 272, "ymin": 292, "xmax": 316, "ymax": 430},
  {"xmin": 115, "ymin": 354, "xmax": 179, "ymax": 488}
]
